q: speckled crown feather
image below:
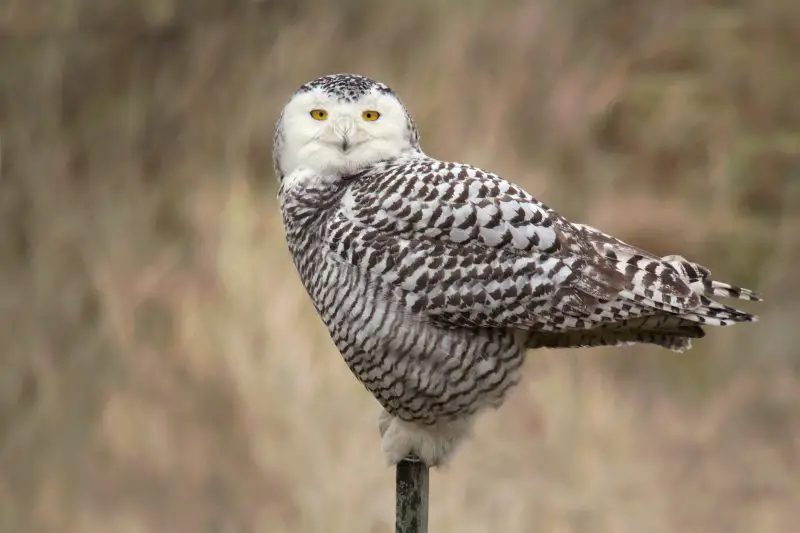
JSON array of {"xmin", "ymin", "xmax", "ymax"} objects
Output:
[{"xmin": 296, "ymin": 73, "xmax": 394, "ymax": 102}]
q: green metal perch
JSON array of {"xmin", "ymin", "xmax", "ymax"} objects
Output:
[{"xmin": 395, "ymin": 457, "xmax": 429, "ymax": 533}]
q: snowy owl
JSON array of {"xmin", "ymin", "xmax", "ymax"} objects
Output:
[{"xmin": 274, "ymin": 73, "xmax": 761, "ymax": 467}]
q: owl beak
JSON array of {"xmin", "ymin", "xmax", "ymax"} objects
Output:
[{"xmin": 334, "ymin": 117, "xmax": 355, "ymax": 152}]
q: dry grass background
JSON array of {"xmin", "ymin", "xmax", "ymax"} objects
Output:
[{"xmin": 1, "ymin": 0, "xmax": 799, "ymax": 531}]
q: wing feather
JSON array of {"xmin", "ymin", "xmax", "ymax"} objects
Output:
[
  {"xmin": 325, "ymin": 157, "xmax": 760, "ymax": 339},
  {"xmin": 327, "ymin": 159, "xmax": 624, "ymax": 329}
]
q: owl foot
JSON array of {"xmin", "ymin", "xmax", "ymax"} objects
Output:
[{"xmin": 378, "ymin": 411, "xmax": 474, "ymax": 468}]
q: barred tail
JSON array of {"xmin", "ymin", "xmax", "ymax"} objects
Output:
[{"xmin": 522, "ymin": 320, "xmax": 705, "ymax": 353}]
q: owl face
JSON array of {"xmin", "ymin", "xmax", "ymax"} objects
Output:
[{"xmin": 274, "ymin": 74, "xmax": 420, "ymax": 180}]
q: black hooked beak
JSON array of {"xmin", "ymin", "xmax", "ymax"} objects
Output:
[{"xmin": 334, "ymin": 117, "xmax": 355, "ymax": 152}]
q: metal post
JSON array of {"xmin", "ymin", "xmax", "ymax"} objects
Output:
[{"xmin": 395, "ymin": 457, "xmax": 429, "ymax": 533}]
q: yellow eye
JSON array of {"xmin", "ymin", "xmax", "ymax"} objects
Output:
[
  {"xmin": 310, "ymin": 109, "xmax": 328, "ymax": 121},
  {"xmin": 362, "ymin": 110, "xmax": 381, "ymax": 122}
]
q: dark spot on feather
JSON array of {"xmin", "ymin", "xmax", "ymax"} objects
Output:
[
  {"xmin": 386, "ymin": 178, "xmax": 404, "ymax": 195},
  {"xmin": 446, "ymin": 269, "xmax": 462, "ymax": 282},
  {"xmin": 407, "ymin": 209, "xmax": 423, "ymax": 223},
  {"xmin": 429, "ymin": 205, "xmax": 444, "ymax": 224},
  {"xmin": 341, "ymin": 231, "xmax": 355, "ymax": 251},
  {"xmin": 367, "ymin": 253, "xmax": 380, "ymax": 269},
  {"xmin": 387, "ymin": 198, "xmax": 403, "ymax": 211},
  {"xmin": 411, "ymin": 297, "xmax": 427, "ymax": 313},
  {"xmin": 510, "ymin": 208, "xmax": 526, "ymax": 224},
  {"xmin": 461, "ymin": 209, "xmax": 477, "ymax": 228},
  {"xmin": 447, "ymin": 293, "xmax": 462, "ymax": 306},
  {"xmin": 439, "ymin": 214, "xmax": 455, "ymax": 228},
  {"xmin": 485, "ymin": 211, "xmax": 503, "ymax": 229},
  {"xmin": 408, "ymin": 254, "xmax": 426, "ymax": 272}
]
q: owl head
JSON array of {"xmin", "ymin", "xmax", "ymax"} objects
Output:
[{"xmin": 273, "ymin": 74, "xmax": 421, "ymax": 181}]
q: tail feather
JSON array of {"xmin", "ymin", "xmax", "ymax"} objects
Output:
[
  {"xmin": 680, "ymin": 296, "xmax": 758, "ymax": 325},
  {"xmin": 611, "ymin": 251, "xmax": 700, "ymax": 308},
  {"xmin": 610, "ymin": 291, "xmax": 757, "ymax": 326},
  {"xmin": 704, "ymin": 280, "xmax": 762, "ymax": 301},
  {"xmin": 661, "ymin": 254, "xmax": 763, "ymax": 302},
  {"xmin": 573, "ymin": 227, "xmax": 760, "ymax": 324},
  {"xmin": 546, "ymin": 223, "xmax": 763, "ymax": 347},
  {"xmin": 523, "ymin": 324, "xmax": 704, "ymax": 353}
]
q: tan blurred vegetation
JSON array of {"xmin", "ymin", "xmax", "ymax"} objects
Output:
[{"xmin": 1, "ymin": 0, "xmax": 798, "ymax": 531}]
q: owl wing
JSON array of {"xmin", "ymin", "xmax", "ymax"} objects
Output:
[
  {"xmin": 570, "ymin": 223, "xmax": 761, "ymax": 324},
  {"xmin": 325, "ymin": 158, "xmax": 759, "ymax": 335}
]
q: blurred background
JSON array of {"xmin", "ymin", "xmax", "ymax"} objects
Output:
[{"xmin": 1, "ymin": 0, "xmax": 798, "ymax": 531}]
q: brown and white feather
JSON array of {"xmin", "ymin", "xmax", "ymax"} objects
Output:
[{"xmin": 276, "ymin": 74, "xmax": 761, "ymax": 466}]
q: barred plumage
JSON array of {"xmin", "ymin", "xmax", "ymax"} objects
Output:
[{"xmin": 275, "ymin": 74, "xmax": 761, "ymax": 466}]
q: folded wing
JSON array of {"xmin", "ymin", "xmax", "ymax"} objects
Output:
[{"xmin": 325, "ymin": 158, "xmax": 760, "ymax": 348}]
